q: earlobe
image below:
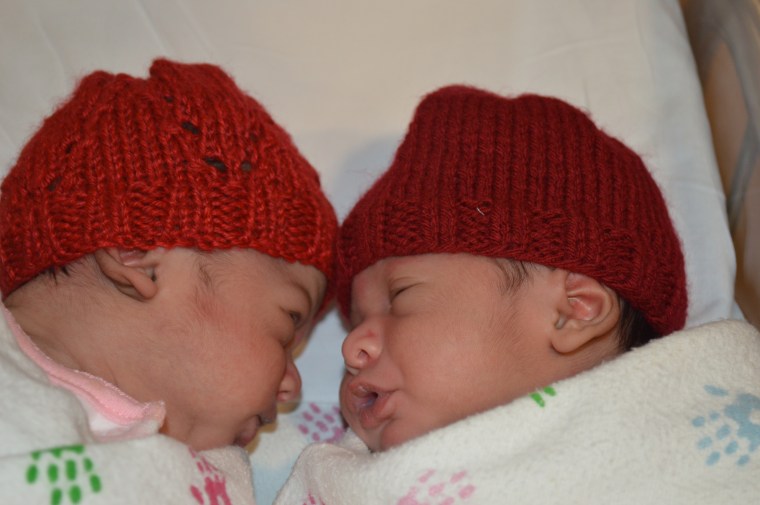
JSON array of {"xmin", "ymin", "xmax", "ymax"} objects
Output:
[
  {"xmin": 93, "ymin": 248, "xmax": 162, "ymax": 301},
  {"xmin": 550, "ymin": 271, "xmax": 620, "ymax": 354}
]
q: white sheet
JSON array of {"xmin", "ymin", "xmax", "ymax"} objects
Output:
[{"xmin": 0, "ymin": 2, "xmax": 740, "ymax": 502}]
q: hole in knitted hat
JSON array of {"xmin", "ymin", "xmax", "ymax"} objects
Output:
[
  {"xmin": 163, "ymin": 95, "xmax": 174, "ymax": 103},
  {"xmin": 239, "ymin": 161, "xmax": 253, "ymax": 172},
  {"xmin": 203, "ymin": 156, "xmax": 228, "ymax": 173},
  {"xmin": 47, "ymin": 176, "xmax": 62, "ymax": 192},
  {"xmin": 64, "ymin": 142, "xmax": 74, "ymax": 154},
  {"xmin": 181, "ymin": 121, "xmax": 201, "ymax": 135}
]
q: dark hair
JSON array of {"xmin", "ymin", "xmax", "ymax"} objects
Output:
[
  {"xmin": 617, "ymin": 299, "xmax": 662, "ymax": 350},
  {"xmin": 43, "ymin": 265, "xmax": 70, "ymax": 282},
  {"xmin": 492, "ymin": 258, "xmax": 662, "ymax": 351}
]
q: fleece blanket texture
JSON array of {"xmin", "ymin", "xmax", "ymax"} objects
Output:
[{"xmin": 275, "ymin": 320, "xmax": 760, "ymax": 504}]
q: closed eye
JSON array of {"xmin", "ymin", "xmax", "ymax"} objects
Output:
[
  {"xmin": 390, "ymin": 288, "xmax": 406, "ymax": 301},
  {"xmin": 390, "ymin": 284, "xmax": 416, "ymax": 302},
  {"xmin": 288, "ymin": 311, "xmax": 303, "ymax": 328}
]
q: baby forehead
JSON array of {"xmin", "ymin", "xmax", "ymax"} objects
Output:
[
  {"xmin": 202, "ymin": 248, "xmax": 325, "ymax": 291},
  {"xmin": 353, "ymin": 255, "xmax": 437, "ymax": 284},
  {"xmin": 352, "ymin": 253, "xmax": 509, "ymax": 288}
]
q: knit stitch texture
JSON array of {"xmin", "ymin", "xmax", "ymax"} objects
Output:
[
  {"xmin": 337, "ymin": 85, "xmax": 687, "ymax": 335},
  {"xmin": 0, "ymin": 59, "xmax": 337, "ymax": 296}
]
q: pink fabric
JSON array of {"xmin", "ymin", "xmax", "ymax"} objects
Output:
[{"xmin": 5, "ymin": 308, "xmax": 165, "ymax": 441}]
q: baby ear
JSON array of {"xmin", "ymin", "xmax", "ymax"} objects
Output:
[
  {"xmin": 550, "ymin": 271, "xmax": 620, "ymax": 354},
  {"xmin": 93, "ymin": 248, "xmax": 164, "ymax": 301}
]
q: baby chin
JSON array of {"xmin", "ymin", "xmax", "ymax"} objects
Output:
[{"xmin": 343, "ymin": 410, "xmax": 428, "ymax": 453}]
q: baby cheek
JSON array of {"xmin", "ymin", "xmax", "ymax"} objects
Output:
[
  {"xmin": 265, "ymin": 346, "xmax": 291, "ymax": 381},
  {"xmin": 338, "ymin": 376, "xmax": 352, "ymax": 416},
  {"xmin": 338, "ymin": 378, "xmax": 361, "ymax": 429},
  {"xmin": 226, "ymin": 333, "xmax": 287, "ymax": 387}
]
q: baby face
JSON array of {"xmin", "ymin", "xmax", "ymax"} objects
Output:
[
  {"xmin": 142, "ymin": 247, "xmax": 325, "ymax": 450},
  {"xmin": 340, "ymin": 253, "xmax": 556, "ymax": 452}
]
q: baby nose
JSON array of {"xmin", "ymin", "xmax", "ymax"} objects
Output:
[
  {"xmin": 342, "ymin": 322, "xmax": 383, "ymax": 374},
  {"xmin": 277, "ymin": 359, "xmax": 302, "ymax": 403}
]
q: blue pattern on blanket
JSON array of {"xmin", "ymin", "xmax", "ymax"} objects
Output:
[{"xmin": 692, "ymin": 385, "xmax": 760, "ymax": 467}]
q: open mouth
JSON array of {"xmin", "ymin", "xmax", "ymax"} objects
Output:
[
  {"xmin": 354, "ymin": 385, "xmax": 380, "ymax": 408},
  {"xmin": 345, "ymin": 382, "xmax": 392, "ymax": 430}
]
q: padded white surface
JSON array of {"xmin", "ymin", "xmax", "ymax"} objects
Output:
[{"xmin": 0, "ymin": 0, "xmax": 738, "ymax": 407}]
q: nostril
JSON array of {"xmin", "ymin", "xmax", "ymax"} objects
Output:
[
  {"xmin": 342, "ymin": 324, "xmax": 382, "ymax": 369},
  {"xmin": 344, "ymin": 348, "xmax": 372, "ymax": 371}
]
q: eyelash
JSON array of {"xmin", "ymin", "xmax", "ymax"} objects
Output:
[
  {"xmin": 390, "ymin": 285, "xmax": 411, "ymax": 302},
  {"xmin": 288, "ymin": 311, "xmax": 303, "ymax": 327}
]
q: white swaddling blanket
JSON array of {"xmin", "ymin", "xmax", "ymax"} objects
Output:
[{"xmin": 274, "ymin": 320, "xmax": 760, "ymax": 504}]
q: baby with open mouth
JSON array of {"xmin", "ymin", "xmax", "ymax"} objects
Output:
[
  {"xmin": 334, "ymin": 84, "xmax": 687, "ymax": 452},
  {"xmin": 274, "ymin": 83, "xmax": 759, "ymax": 505}
]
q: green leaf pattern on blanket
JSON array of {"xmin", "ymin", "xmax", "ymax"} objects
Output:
[
  {"xmin": 530, "ymin": 386, "xmax": 556, "ymax": 408},
  {"xmin": 692, "ymin": 385, "xmax": 760, "ymax": 467},
  {"xmin": 25, "ymin": 444, "xmax": 102, "ymax": 504}
]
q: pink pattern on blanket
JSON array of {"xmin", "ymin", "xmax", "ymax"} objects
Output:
[
  {"xmin": 302, "ymin": 492, "xmax": 326, "ymax": 505},
  {"xmin": 297, "ymin": 403, "xmax": 345, "ymax": 442},
  {"xmin": 189, "ymin": 448, "xmax": 231, "ymax": 505},
  {"xmin": 397, "ymin": 468, "xmax": 475, "ymax": 504}
]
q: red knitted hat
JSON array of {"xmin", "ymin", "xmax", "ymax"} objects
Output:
[
  {"xmin": 0, "ymin": 58, "xmax": 337, "ymax": 297},
  {"xmin": 337, "ymin": 85, "xmax": 687, "ymax": 335}
]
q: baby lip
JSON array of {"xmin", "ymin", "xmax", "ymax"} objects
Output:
[
  {"xmin": 234, "ymin": 418, "xmax": 261, "ymax": 448},
  {"xmin": 346, "ymin": 381, "xmax": 393, "ymax": 429},
  {"xmin": 234, "ymin": 409, "xmax": 277, "ymax": 448},
  {"xmin": 347, "ymin": 381, "xmax": 376, "ymax": 403},
  {"xmin": 260, "ymin": 406, "xmax": 278, "ymax": 425}
]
